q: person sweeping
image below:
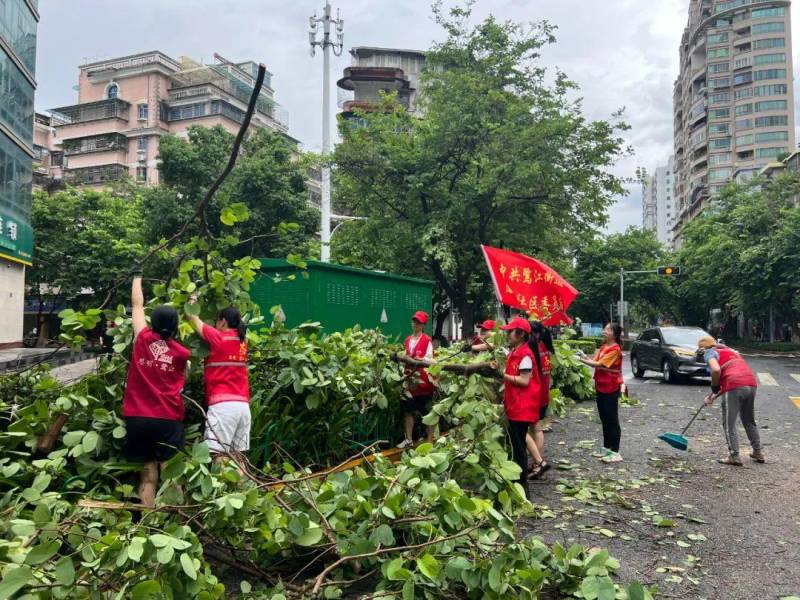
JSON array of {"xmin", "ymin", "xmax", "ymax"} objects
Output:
[
  {"xmin": 579, "ymin": 322, "xmax": 624, "ymax": 463},
  {"xmin": 697, "ymin": 336, "xmax": 764, "ymax": 466},
  {"xmin": 122, "ymin": 272, "xmax": 191, "ymax": 508}
]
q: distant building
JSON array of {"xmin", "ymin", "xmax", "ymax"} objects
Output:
[
  {"xmin": 642, "ymin": 157, "xmax": 676, "ymax": 249},
  {"xmin": 0, "ymin": 0, "xmax": 38, "ymax": 346},
  {"xmin": 337, "ymin": 47, "xmax": 426, "ymax": 121},
  {"xmin": 642, "ymin": 174, "xmax": 658, "ymax": 232}
]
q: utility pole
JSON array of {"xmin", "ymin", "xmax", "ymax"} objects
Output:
[
  {"xmin": 309, "ymin": 2, "xmax": 344, "ymax": 262},
  {"xmin": 619, "ymin": 268, "xmax": 625, "ymax": 334}
]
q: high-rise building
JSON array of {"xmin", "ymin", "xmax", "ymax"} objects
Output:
[
  {"xmin": 672, "ymin": 0, "xmax": 795, "ymax": 246},
  {"xmin": 642, "ymin": 157, "xmax": 677, "ymax": 249},
  {"xmin": 642, "ymin": 174, "xmax": 658, "ymax": 232},
  {"xmin": 337, "ymin": 47, "xmax": 426, "ymax": 121},
  {"xmin": 0, "ymin": 0, "xmax": 38, "ymax": 346}
]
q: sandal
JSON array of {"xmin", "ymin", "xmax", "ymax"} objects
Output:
[
  {"xmin": 528, "ymin": 461, "xmax": 551, "ymax": 480},
  {"xmin": 538, "ymin": 461, "xmax": 552, "ymax": 475}
]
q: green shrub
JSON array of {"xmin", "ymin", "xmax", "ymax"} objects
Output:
[{"xmin": 557, "ymin": 339, "xmax": 598, "ymax": 355}]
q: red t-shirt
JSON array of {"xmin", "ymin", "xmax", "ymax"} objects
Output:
[
  {"xmin": 123, "ymin": 328, "xmax": 190, "ymax": 421},
  {"xmin": 203, "ymin": 324, "xmax": 250, "ymax": 405}
]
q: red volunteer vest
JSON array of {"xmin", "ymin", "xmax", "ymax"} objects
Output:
[
  {"xmin": 123, "ymin": 328, "xmax": 190, "ymax": 421},
  {"xmin": 716, "ymin": 346, "xmax": 757, "ymax": 394},
  {"xmin": 593, "ymin": 343, "xmax": 622, "ymax": 394},
  {"xmin": 503, "ymin": 344, "xmax": 541, "ymax": 423},
  {"xmin": 538, "ymin": 341, "xmax": 551, "ymax": 407},
  {"xmin": 404, "ymin": 334, "xmax": 436, "ymax": 396},
  {"xmin": 204, "ymin": 326, "xmax": 250, "ymax": 405}
]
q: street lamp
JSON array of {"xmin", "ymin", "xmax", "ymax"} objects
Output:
[{"xmin": 309, "ymin": 1, "xmax": 344, "ymax": 263}]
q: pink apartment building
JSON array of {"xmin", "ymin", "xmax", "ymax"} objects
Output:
[{"xmin": 36, "ymin": 51, "xmax": 296, "ymax": 188}]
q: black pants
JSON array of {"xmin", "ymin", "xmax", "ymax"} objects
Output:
[
  {"xmin": 507, "ymin": 420, "xmax": 532, "ymax": 483},
  {"xmin": 595, "ymin": 390, "xmax": 621, "ymax": 452}
]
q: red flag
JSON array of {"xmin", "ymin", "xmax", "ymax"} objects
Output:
[{"xmin": 481, "ymin": 245, "xmax": 579, "ymax": 325}]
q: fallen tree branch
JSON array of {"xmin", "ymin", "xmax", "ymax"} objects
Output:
[{"xmin": 391, "ymin": 353, "xmax": 498, "ymax": 377}]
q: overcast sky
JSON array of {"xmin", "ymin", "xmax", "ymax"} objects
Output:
[{"xmin": 35, "ymin": 0, "xmax": 800, "ymax": 232}]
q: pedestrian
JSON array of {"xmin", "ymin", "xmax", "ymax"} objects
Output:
[
  {"xmin": 697, "ymin": 336, "xmax": 764, "ymax": 465},
  {"xmin": 526, "ymin": 321, "xmax": 554, "ymax": 477},
  {"xmin": 122, "ymin": 272, "xmax": 191, "ymax": 507},
  {"xmin": 467, "ymin": 319, "xmax": 496, "ymax": 353},
  {"xmin": 186, "ymin": 305, "xmax": 251, "ymax": 460},
  {"xmin": 397, "ymin": 311, "xmax": 436, "ymax": 449},
  {"xmin": 579, "ymin": 322, "xmax": 623, "ymax": 463},
  {"xmin": 490, "ymin": 317, "xmax": 544, "ymax": 485}
]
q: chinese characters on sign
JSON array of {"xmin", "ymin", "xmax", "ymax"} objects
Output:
[{"xmin": 0, "ymin": 216, "xmax": 19, "ymax": 241}]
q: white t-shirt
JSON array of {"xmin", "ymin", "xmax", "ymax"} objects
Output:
[
  {"xmin": 519, "ymin": 356, "xmax": 533, "ymax": 371},
  {"xmin": 408, "ymin": 335, "xmax": 434, "ymax": 359}
]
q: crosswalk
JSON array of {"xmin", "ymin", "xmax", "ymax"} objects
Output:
[{"xmin": 757, "ymin": 372, "xmax": 779, "ymax": 386}]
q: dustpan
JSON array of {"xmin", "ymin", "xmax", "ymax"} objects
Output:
[{"xmin": 657, "ymin": 401, "xmax": 708, "ymax": 451}]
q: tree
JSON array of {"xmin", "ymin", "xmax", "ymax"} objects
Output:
[
  {"xmin": 143, "ymin": 125, "xmax": 319, "ymax": 261},
  {"xmin": 333, "ymin": 3, "xmax": 629, "ymax": 335},
  {"xmin": 570, "ymin": 227, "xmax": 670, "ymax": 326},
  {"xmin": 28, "ymin": 187, "xmax": 145, "ymax": 342}
]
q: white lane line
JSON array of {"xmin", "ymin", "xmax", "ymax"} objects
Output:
[
  {"xmin": 757, "ymin": 372, "xmax": 779, "ymax": 386},
  {"xmin": 790, "ymin": 374, "xmax": 800, "ymax": 384}
]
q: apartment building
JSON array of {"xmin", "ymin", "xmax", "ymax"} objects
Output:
[
  {"xmin": 39, "ymin": 51, "xmax": 290, "ymax": 187},
  {"xmin": 0, "ymin": 0, "xmax": 38, "ymax": 346},
  {"xmin": 672, "ymin": 0, "xmax": 795, "ymax": 246},
  {"xmin": 642, "ymin": 174, "xmax": 658, "ymax": 231},
  {"xmin": 337, "ymin": 47, "xmax": 426, "ymax": 121},
  {"xmin": 642, "ymin": 158, "xmax": 677, "ymax": 249}
]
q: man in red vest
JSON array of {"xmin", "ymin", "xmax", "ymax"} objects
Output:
[
  {"xmin": 698, "ymin": 336, "xmax": 764, "ymax": 466},
  {"xmin": 398, "ymin": 311, "xmax": 436, "ymax": 449}
]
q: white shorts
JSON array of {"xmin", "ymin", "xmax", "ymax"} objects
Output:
[{"xmin": 204, "ymin": 402, "xmax": 251, "ymax": 453}]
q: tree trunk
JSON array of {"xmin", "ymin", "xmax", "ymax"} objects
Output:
[
  {"xmin": 434, "ymin": 308, "xmax": 449, "ymax": 340},
  {"xmin": 459, "ymin": 302, "xmax": 475, "ymax": 341}
]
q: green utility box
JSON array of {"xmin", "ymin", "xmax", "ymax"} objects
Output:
[{"xmin": 251, "ymin": 259, "xmax": 434, "ymax": 339}]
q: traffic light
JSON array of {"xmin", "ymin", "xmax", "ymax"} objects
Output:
[{"xmin": 657, "ymin": 266, "xmax": 681, "ymax": 276}]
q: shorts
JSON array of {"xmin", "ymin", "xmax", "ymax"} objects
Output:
[
  {"xmin": 402, "ymin": 394, "xmax": 432, "ymax": 415},
  {"xmin": 123, "ymin": 417, "xmax": 184, "ymax": 463},
  {"xmin": 205, "ymin": 402, "xmax": 251, "ymax": 453}
]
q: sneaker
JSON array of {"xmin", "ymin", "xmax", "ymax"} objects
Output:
[
  {"xmin": 749, "ymin": 450, "xmax": 765, "ymax": 463},
  {"xmin": 601, "ymin": 451, "xmax": 623, "ymax": 463},
  {"xmin": 396, "ymin": 439, "xmax": 413, "ymax": 450},
  {"xmin": 592, "ymin": 448, "xmax": 610, "ymax": 458},
  {"xmin": 717, "ymin": 455, "xmax": 743, "ymax": 466}
]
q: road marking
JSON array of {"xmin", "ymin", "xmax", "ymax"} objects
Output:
[
  {"xmin": 757, "ymin": 372, "xmax": 778, "ymax": 386},
  {"xmin": 791, "ymin": 397, "xmax": 800, "ymax": 409},
  {"xmin": 790, "ymin": 374, "xmax": 800, "ymax": 384}
]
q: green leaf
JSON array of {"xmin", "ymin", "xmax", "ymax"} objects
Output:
[
  {"xmin": 295, "ymin": 524, "xmax": 323, "ymax": 547},
  {"xmin": 220, "ymin": 203, "xmax": 250, "ymax": 226},
  {"xmin": 580, "ymin": 575, "xmax": 616, "ymax": 600},
  {"xmin": 128, "ymin": 537, "xmax": 145, "ymax": 562},
  {"xmin": 416, "ymin": 554, "xmax": 440, "ymax": 581},
  {"xmin": 82, "ymin": 430, "xmax": 100, "ymax": 453},
  {"xmin": 53, "ymin": 556, "xmax": 75, "ymax": 586},
  {"xmin": 131, "ymin": 579, "xmax": 161, "ymax": 600},
  {"xmin": 156, "ymin": 544, "xmax": 174, "ymax": 564},
  {"xmin": 184, "ymin": 302, "xmax": 201, "ymax": 317},
  {"xmin": 180, "ymin": 553, "xmax": 197, "ymax": 580},
  {"xmin": 0, "ymin": 566, "xmax": 33, "ymax": 599},
  {"xmin": 149, "ymin": 534, "xmax": 173, "ymax": 548},
  {"xmin": 370, "ymin": 524, "xmax": 395, "ymax": 548},
  {"xmin": 25, "ymin": 539, "xmax": 61, "ymax": 565}
]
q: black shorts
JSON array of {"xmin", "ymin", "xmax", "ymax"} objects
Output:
[
  {"xmin": 123, "ymin": 417, "xmax": 184, "ymax": 463},
  {"xmin": 402, "ymin": 394, "xmax": 432, "ymax": 415}
]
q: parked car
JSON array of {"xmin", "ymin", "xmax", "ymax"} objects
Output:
[{"xmin": 630, "ymin": 326, "xmax": 710, "ymax": 383}]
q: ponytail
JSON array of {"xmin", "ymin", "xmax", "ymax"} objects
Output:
[
  {"xmin": 609, "ymin": 322, "xmax": 623, "ymax": 346},
  {"xmin": 219, "ymin": 307, "xmax": 246, "ymax": 339},
  {"xmin": 151, "ymin": 306, "xmax": 179, "ymax": 340},
  {"xmin": 531, "ymin": 321, "xmax": 555, "ymax": 354}
]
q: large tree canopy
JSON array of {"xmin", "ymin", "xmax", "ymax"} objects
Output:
[{"xmin": 333, "ymin": 4, "xmax": 629, "ymax": 334}]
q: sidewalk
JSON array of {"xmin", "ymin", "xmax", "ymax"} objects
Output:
[
  {"xmin": 0, "ymin": 347, "xmax": 95, "ymax": 374},
  {"xmin": 49, "ymin": 358, "xmax": 98, "ymax": 385}
]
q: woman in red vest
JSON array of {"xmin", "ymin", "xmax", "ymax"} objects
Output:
[
  {"xmin": 187, "ymin": 306, "xmax": 250, "ymax": 458},
  {"xmin": 491, "ymin": 317, "xmax": 542, "ymax": 484},
  {"xmin": 397, "ymin": 311, "xmax": 435, "ymax": 449},
  {"xmin": 123, "ymin": 273, "xmax": 191, "ymax": 507},
  {"xmin": 698, "ymin": 336, "xmax": 763, "ymax": 465},
  {"xmin": 526, "ymin": 321, "xmax": 554, "ymax": 478},
  {"xmin": 579, "ymin": 322, "xmax": 624, "ymax": 463}
]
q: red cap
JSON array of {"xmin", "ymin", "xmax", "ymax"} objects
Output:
[
  {"xmin": 500, "ymin": 317, "xmax": 531, "ymax": 334},
  {"xmin": 479, "ymin": 319, "xmax": 496, "ymax": 331},
  {"xmin": 412, "ymin": 311, "xmax": 429, "ymax": 324}
]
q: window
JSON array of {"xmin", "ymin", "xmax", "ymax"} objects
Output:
[
  {"xmin": 753, "ymin": 37, "xmax": 785, "ymax": 50},
  {"xmin": 735, "ymin": 118, "xmax": 753, "ymax": 130},
  {"xmin": 709, "ymin": 168, "xmax": 732, "ymax": 181},
  {"xmin": 753, "ymin": 53, "xmax": 785, "ymax": 65},
  {"xmin": 755, "ymin": 99, "xmax": 787, "ymax": 112},
  {"xmin": 709, "ymin": 92, "xmax": 731, "ymax": 104},
  {"xmin": 756, "ymin": 147, "xmax": 787, "ymax": 159},
  {"xmin": 755, "ymin": 131, "xmax": 788, "ymax": 143},
  {"xmin": 708, "ymin": 32, "xmax": 729, "ymax": 44},
  {"xmin": 0, "ymin": 50, "xmax": 34, "ymax": 147},
  {"xmin": 0, "ymin": 0, "xmax": 37, "ymax": 76},
  {"xmin": 710, "ymin": 108, "xmax": 731, "ymax": 120},
  {"xmin": 106, "ymin": 83, "xmax": 119, "ymax": 100},
  {"xmin": 751, "ymin": 7, "xmax": 785, "ymax": 19},
  {"xmin": 735, "ymin": 103, "xmax": 753, "ymax": 115},
  {"xmin": 709, "ymin": 77, "xmax": 730, "ymax": 89},
  {"xmin": 754, "ymin": 68, "xmax": 787, "ymax": 81},
  {"xmin": 754, "ymin": 83, "xmax": 787, "ymax": 96},
  {"xmin": 733, "ymin": 72, "xmax": 753, "ymax": 85},
  {"xmin": 708, "ymin": 48, "xmax": 730, "ymax": 59},
  {"xmin": 137, "ymin": 103, "xmax": 149, "ymax": 120},
  {"xmin": 709, "ymin": 153, "xmax": 732, "ymax": 165},
  {"xmin": 709, "ymin": 123, "xmax": 730, "ymax": 135},
  {"xmin": 755, "ymin": 115, "xmax": 788, "ymax": 128},
  {"xmin": 708, "ymin": 62, "xmax": 730, "ymax": 74},
  {"xmin": 0, "ymin": 133, "xmax": 33, "ymax": 221},
  {"xmin": 751, "ymin": 22, "xmax": 785, "ymax": 34},
  {"xmin": 137, "ymin": 136, "xmax": 148, "ymax": 151},
  {"xmin": 136, "ymin": 167, "xmax": 147, "ymax": 182},
  {"xmin": 710, "ymin": 138, "xmax": 731, "ymax": 150},
  {"xmin": 734, "ymin": 56, "xmax": 751, "ymax": 69},
  {"xmin": 736, "ymin": 133, "xmax": 754, "ymax": 145},
  {"xmin": 735, "ymin": 87, "xmax": 754, "ymax": 99},
  {"xmin": 167, "ymin": 102, "xmax": 207, "ymax": 121}
]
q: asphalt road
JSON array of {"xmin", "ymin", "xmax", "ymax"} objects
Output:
[{"xmin": 519, "ymin": 353, "xmax": 800, "ymax": 600}]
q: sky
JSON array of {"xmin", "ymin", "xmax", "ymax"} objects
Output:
[{"xmin": 34, "ymin": 0, "xmax": 800, "ymax": 233}]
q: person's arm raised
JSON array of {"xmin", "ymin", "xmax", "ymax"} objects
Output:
[{"xmin": 131, "ymin": 273, "xmax": 146, "ymax": 339}]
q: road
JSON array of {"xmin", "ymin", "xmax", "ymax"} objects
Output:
[{"xmin": 520, "ymin": 353, "xmax": 800, "ymax": 600}]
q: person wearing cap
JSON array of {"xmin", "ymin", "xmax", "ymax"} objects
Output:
[
  {"xmin": 123, "ymin": 272, "xmax": 191, "ymax": 507},
  {"xmin": 490, "ymin": 317, "xmax": 543, "ymax": 485},
  {"xmin": 526, "ymin": 321, "xmax": 554, "ymax": 478},
  {"xmin": 397, "ymin": 311, "xmax": 436, "ymax": 449},
  {"xmin": 697, "ymin": 336, "xmax": 764, "ymax": 465},
  {"xmin": 467, "ymin": 319, "xmax": 497, "ymax": 353}
]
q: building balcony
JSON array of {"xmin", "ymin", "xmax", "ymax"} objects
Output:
[
  {"xmin": 337, "ymin": 66, "xmax": 410, "ymax": 92},
  {"xmin": 64, "ymin": 163, "xmax": 129, "ymax": 186},
  {"xmin": 62, "ymin": 133, "xmax": 129, "ymax": 156},
  {"xmin": 50, "ymin": 99, "xmax": 131, "ymax": 125}
]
